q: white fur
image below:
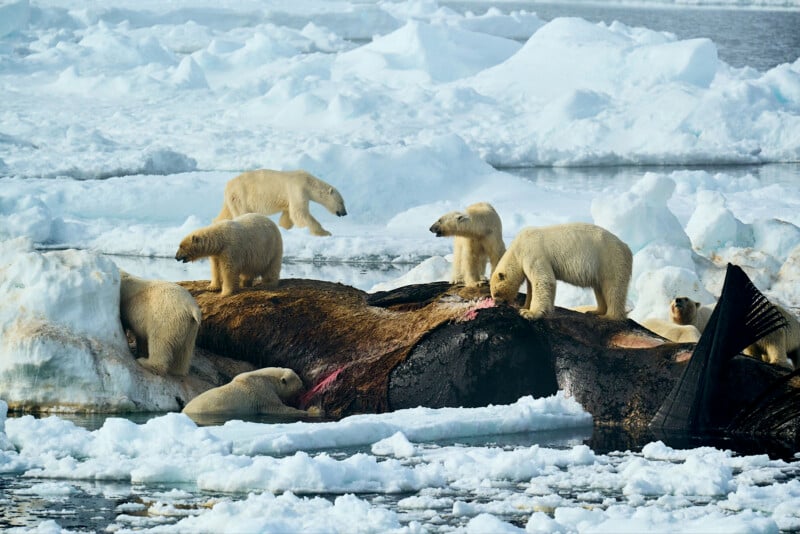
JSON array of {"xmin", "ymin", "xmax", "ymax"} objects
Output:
[
  {"xmin": 670, "ymin": 296, "xmax": 799, "ymax": 369},
  {"xmin": 670, "ymin": 297, "xmax": 714, "ymax": 332},
  {"xmin": 176, "ymin": 213, "xmax": 283, "ymax": 297},
  {"xmin": 490, "ymin": 222, "xmax": 632, "ymax": 320},
  {"xmin": 119, "ymin": 270, "xmax": 201, "ymax": 376},
  {"xmin": 743, "ymin": 303, "xmax": 800, "ymax": 370},
  {"xmin": 642, "ymin": 317, "xmax": 701, "ymax": 343},
  {"xmin": 215, "ymin": 169, "xmax": 347, "ymax": 236},
  {"xmin": 182, "ymin": 367, "xmax": 310, "ymax": 416},
  {"xmin": 430, "ymin": 202, "xmax": 506, "ymax": 286}
]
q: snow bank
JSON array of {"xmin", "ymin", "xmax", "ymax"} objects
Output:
[
  {"xmin": 2, "ymin": 4, "xmax": 799, "ymax": 180},
  {"xmin": 0, "ymin": 241, "xmax": 231, "ymax": 412}
]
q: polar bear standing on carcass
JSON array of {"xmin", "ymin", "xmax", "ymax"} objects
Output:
[
  {"xmin": 429, "ymin": 202, "xmax": 505, "ymax": 286},
  {"xmin": 175, "ymin": 213, "xmax": 282, "ymax": 297},
  {"xmin": 490, "ymin": 222, "xmax": 632, "ymax": 320}
]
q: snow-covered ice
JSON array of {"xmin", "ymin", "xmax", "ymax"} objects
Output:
[{"xmin": 2, "ymin": 0, "xmax": 800, "ymax": 530}]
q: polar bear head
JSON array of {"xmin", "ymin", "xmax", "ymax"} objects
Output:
[
  {"xmin": 328, "ymin": 187, "xmax": 348, "ymax": 217},
  {"xmin": 490, "ymin": 268, "xmax": 524, "ymax": 306},
  {"xmin": 312, "ymin": 183, "xmax": 347, "ymax": 217},
  {"xmin": 670, "ymin": 297, "xmax": 700, "ymax": 326},
  {"xmin": 234, "ymin": 367, "xmax": 305, "ymax": 402},
  {"xmin": 429, "ymin": 210, "xmax": 469, "ymax": 237},
  {"xmin": 175, "ymin": 224, "xmax": 225, "ymax": 263}
]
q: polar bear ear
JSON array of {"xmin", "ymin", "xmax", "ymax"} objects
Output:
[
  {"xmin": 280, "ymin": 376, "xmax": 287, "ymax": 385},
  {"xmin": 191, "ymin": 235, "xmax": 199, "ymax": 244},
  {"xmin": 497, "ymin": 272, "xmax": 506, "ymax": 281},
  {"xmin": 457, "ymin": 214, "xmax": 469, "ymax": 222}
]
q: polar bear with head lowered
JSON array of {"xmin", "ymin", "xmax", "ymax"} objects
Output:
[
  {"xmin": 429, "ymin": 202, "xmax": 505, "ymax": 286},
  {"xmin": 176, "ymin": 213, "xmax": 282, "ymax": 297},
  {"xmin": 182, "ymin": 367, "xmax": 315, "ymax": 416},
  {"xmin": 119, "ymin": 270, "xmax": 201, "ymax": 376},
  {"xmin": 215, "ymin": 169, "xmax": 347, "ymax": 237},
  {"xmin": 490, "ymin": 222, "xmax": 632, "ymax": 320}
]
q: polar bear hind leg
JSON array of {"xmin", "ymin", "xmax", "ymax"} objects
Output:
[
  {"xmin": 588, "ymin": 286, "xmax": 608, "ymax": 317},
  {"xmin": 604, "ymin": 267, "xmax": 631, "ymax": 320}
]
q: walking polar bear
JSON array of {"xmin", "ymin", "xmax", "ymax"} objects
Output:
[
  {"xmin": 490, "ymin": 222, "xmax": 632, "ymax": 320},
  {"xmin": 670, "ymin": 295, "xmax": 799, "ymax": 369},
  {"xmin": 429, "ymin": 202, "xmax": 506, "ymax": 287},
  {"xmin": 182, "ymin": 367, "xmax": 318, "ymax": 416},
  {"xmin": 215, "ymin": 169, "xmax": 347, "ymax": 237},
  {"xmin": 175, "ymin": 213, "xmax": 282, "ymax": 297},
  {"xmin": 119, "ymin": 270, "xmax": 201, "ymax": 376}
]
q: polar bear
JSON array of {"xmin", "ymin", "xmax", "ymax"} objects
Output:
[
  {"xmin": 670, "ymin": 295, "xmax": 798, "ymax": 369},
  {"xmin": 490, "ymin": 223, "xmax": 632, "ymax": 320},
  {"xmin": 429, "ymin": 202, "xmax": 505, "ymax": 286},
  {"xmin": 119, "ymin": 270, "xmax": 201, "ymax": 376},
  {"xmin": 175, "ymin": 213, "xmax": 282, "ymax": 297},
  {"xmin": 641, "ymin": 318, "xmax": 701, "ymax": 343},
  {"xmin": 182, "ymin": 367, "xmax": 316, "ymax": 416},
  {"xmin": 742, "ymin": 303, "xmax": 800, "ymax": 370},
  {"xmin": 215, "ymin": 169, "xmax": 347, "ymax": 237},
  {"xmin": 670, "ymin": 297, "xmax": 714, "ymax": 333}
]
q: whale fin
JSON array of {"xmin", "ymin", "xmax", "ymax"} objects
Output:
[{"xmin": 650, "ymin": 263, "xmax": 787, "ymax": 433}]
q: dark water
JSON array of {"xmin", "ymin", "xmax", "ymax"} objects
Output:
[{"xmin": 443, "ymin": 1, "xmax": 800, "ymax": 71}]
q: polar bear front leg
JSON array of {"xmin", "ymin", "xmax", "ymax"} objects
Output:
[
  {"xmin": 290, "ymin": 201, "xmax": 331, "ymax": 236},
  {"xmin": 279, "ymin": 210, "xmax": 294, "ymax": 230},
  {"xmin": 209, "ymin": 256, "xmax": 222, "ymax": 291},
  {"xmin": 520, "ymin": 261, "xmax": 556, "ymax": 319},
  {"xmin": 451, "ymin": 238, "xmax": 465, "ymax": 284},
  {"xmin": 462, "ymin": 241, "xmax": 484, "ymax": 287},
  {"xmin": 219, "ymin": 260, "xmax": 239, "ymax": 297}
]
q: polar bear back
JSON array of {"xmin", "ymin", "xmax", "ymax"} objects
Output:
[
  {"xmin": 182, "ymin": 367, "xmax": 304, "ymax": 415},
  {"xmin": 510, "ymin": 223, "xmax": 629, "ymax": 287},
  {"xmin": 120, "ymin": 272, "xmax": 201, "ymax": 332},
  {"xmin": 215, "ymin": 213, "xmax": 282, "ymax": 278},
  {"xmin": 222, "ymin": 169, "xmax": 345, "ymax": 219}
]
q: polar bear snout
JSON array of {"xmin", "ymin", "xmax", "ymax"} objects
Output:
[
  {"xmin": 175, "ymin": 253, "xmax": 189, "ymax": 263},
  {"xmin": 429, "ymin": 222, "xmax": 443, "ymax": 236},
  {"xmin": 336, "ymin": 208, "xmax": 347, "ymax": 217}
]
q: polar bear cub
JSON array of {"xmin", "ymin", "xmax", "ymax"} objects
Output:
[
  {"xmin": 429, "ymin": 202, "xmax": 506, "ymax": 286},
  {"xmin": 119, "ymin": 270, "xmax": 201, "ymax": 376},
  {"xmin": 176, "ymin": 213, "xmax": 282, "ymax": 297},
  {"xmin": 182, "ymin": 367, "xmax": 315, "ymax": 416},
  {"xmin": 215, "ymin": 169, "xmax": 347, "ymax": 237},
  {"xmin": 490, "ymin": 222, "xmax": 632, "ymax": 320}
]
